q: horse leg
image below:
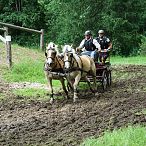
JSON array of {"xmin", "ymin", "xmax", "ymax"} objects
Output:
[
  {"xmin": 60, "ymin": 78, "xmax": 69, "ymax": 99},
  {"xmin": 66, "ymin": 78, "xmax": 74, "ymax": 92},
  {"xmin": 92, "ymin": 66, "xmax": 97, "ymax": 91},
  {"xmin": 67, "ymin": 81, "xmax": 74, "ymax": 91},
  {"xmin": 47, "ymin": 77, "xmax": 54, "ymax": 104},
  {"xmin": 73, "ymin": 74, "xmax": 81, "ymax": 102},
  {"xmin": 84, "ymin": 76, "xmax": 95, "ymax": 93},
  {"xmin": 92, "ymin": 75, "xmax": 97, "ymax": 92}
]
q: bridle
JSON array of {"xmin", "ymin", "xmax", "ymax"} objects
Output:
[
  {"xmin": 64, "ymin": 52, "xmax": 81, "ymax": 73},
  {"xmin": 45, "ymin": 48, "xmax": 62, "ymax": 71}
]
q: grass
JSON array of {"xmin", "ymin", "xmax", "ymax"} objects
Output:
[
  {"xmin": 11, "ymin": 88, "xmax": 53, "ymax": 101},
  {"xmin": 111, "ymin": 56, "xmax": 146, "ymax": 65},
  {"xmin": 3, "ymin": 58, "xmax": 46, "ymax": 83},
  {"xmin": 81, "ymin": 125, "xmax": 146, "ymax": 146},
  {"xmin": 1, "ymin": 42, "xmax": 146, "ymax": 98}
]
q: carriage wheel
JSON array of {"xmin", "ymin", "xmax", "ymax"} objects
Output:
[
  {"xmin": 101, "ymin": 71, "xmax": 108, "ymax": 91},
  {"xmin": 107, "ymin": 70, "xmax": 112, "ymax": 86}
]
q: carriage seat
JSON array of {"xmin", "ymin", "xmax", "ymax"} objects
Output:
[{"xmin": 98, "ymin": 50, "xmax": 110, "ymax": 64}]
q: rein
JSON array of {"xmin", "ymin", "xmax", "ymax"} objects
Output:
[{"xmin": 44, "ymin": 55, "xmax": 63, "ymax": 73}]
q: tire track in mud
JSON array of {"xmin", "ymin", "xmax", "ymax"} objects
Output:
[{"xmin": 0, "ymin": 65, "xmax": 146, "ymax": 146}]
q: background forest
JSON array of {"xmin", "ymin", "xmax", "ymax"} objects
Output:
[{"xmin": 0, "ymin": 0, "xmax": 146, "ymax": 56}]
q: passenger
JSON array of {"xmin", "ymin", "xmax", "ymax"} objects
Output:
[
  {"xmin": 76, "ymin": 30, "xmax": 101, "ymax": 62},
  {"xmin": 96, "ymin": 30, "xmax": 112, "ymax": 63}
]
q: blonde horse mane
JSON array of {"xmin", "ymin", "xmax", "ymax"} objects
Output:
[
  {"xmin": 62, "ymin": 44, "xmax": 76, "ymax": 54},
  {"xmin": 46, "ymin": 42, "xmax": 59, "ymax": 55}
]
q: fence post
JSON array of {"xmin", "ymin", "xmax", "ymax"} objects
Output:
[
  {"xmin": 4, "ymin": 27, "xmax": 12, "ymax": 68},
  {"xmin": 40, "ymin": 29, "xmax": 44, "ymax": 51}
]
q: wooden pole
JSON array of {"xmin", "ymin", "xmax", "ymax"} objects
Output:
[
  {"xmin": 0, "ymin": 22, "xmax": 44, "ymax": 51},
  {"xmin": 40, "ymin": 29, "xmax": 44, "ymax": 50},
  {"xmin": 4, "ymin": 27, "xmax": 12, "ymax": 68},
  {"xmin": 0, "ymin": 22, "xmax": 41, "ymax": 34},
  {"xmin": 0, "ymin": 28, "xmax": 5, "ymax": 31}
]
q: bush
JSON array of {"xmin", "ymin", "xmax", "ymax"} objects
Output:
[{"xmin": 139, "ymin": 35, "xmax": 146, "ymax": 55}]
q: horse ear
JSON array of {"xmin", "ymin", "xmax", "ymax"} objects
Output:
[{"xmin": 45, "ymin": 52, "xmax": 47, "ymax": 57}]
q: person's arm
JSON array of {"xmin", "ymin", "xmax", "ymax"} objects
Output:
[
  {"xmin": 106, "ymin": 38, "xmax": 112, "ymax": 51},
  {"xmin": 108, "ymin": 42, "xmax": 112, "ymax": 51},
  {"xmin": 76, "ymin": 39, "xmax": 85, "ymax": 52},
  {"xmin": 78, "ymin": 39, "xmax": 85, "ymax": 49},
  {"xmin": 93, "ymin": 39, "xmax": 101, "ymax": 51}
]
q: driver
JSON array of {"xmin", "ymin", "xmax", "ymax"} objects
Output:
[{"xmin": 77, "ymin": 30, "xmax": 101, "ymax": 62}]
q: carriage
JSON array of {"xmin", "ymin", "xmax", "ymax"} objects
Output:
[
  {"xmin": 45, "ymin": 43, "xmax": 112, "ymax": 103},
  {"xmin": 95, "ymin": 61, "xmax": 111, "ymax": 91},
  {"xmin": 81, "ymin": 52, "xmax": 112, "ymax": 92}
]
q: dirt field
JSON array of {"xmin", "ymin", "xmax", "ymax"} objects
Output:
[{"xmin": 0, "ymin": 65, "xmax": 146, "ymax": 146}]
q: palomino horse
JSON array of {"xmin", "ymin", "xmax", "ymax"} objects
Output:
[
  {"xmin": 63, "ymin": 45, "xmax": 97, "ymax": 102},
  {"xmin": 44, "ymin": 42, "xmax": 69, "ymax": 103}
]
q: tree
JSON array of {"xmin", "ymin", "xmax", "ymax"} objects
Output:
[{"xmin": 0, "ymin": 0, "xmax": 46, "ymax": 46}]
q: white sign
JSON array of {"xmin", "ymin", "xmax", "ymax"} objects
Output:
[
  {"xmin": 0, "ymin": 35, "xmax": 6, "ymax": 43},
  {"xmin": 6, "ymin": 35, "xmax": 11, "ymax": 42}
]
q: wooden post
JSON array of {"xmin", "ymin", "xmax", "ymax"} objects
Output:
[
  {"xmin": 40, "ymin": 29, "xmax": 44, "ymax": 51},
  {"xmin": 4, "ymin": 27, "xmax": 12, "ymax": 68},
  {"xmin": 0, "ymin": 22, "xmax": 44, "ymax": 51}
]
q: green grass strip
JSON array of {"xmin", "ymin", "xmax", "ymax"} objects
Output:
[
  {"xmin": 81, "ymin": 125, "xmax": 146, "ymax": 146},
  {"xmin": 111, "ymin": 56, "xmax": 146, "ymax": 65},
  {"xmin": 3, "ymin": 58, "xmax": 46, "ymax": 83}
]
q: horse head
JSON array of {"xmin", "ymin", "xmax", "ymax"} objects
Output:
[
  {"xmin": 62, "ymin": 45, "xmax": 75, "ymax": 70},
  {"xmin": 45, "ymin": 42, "xmax": 59, "ymax": 70}
]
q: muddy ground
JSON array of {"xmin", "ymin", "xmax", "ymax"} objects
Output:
[{"xmin": 0, "ymin": 65, "xmax": 146, "ymax": 146}]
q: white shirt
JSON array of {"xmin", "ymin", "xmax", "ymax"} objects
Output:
[{"xmin": 79, "ymin": 38, "xmax": 101, "ymax": 51}]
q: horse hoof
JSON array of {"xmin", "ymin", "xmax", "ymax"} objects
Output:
[
  {"xmin": 50, "ymin": 98, "xmax": 54, "ymax": 104},
  {"xmin": 95, "ymin": 92, "xmax": 99, "ymax": 97},
  {"xmin": 73, "ymin": 97, "xmax": 78, "ymax": 103},
  {"xmin": 65, "ymin": 95, "xmax": 70, "ymax": 99}
]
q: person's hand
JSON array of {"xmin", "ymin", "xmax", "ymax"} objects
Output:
[
  {"xmin": 98, "ymin": 48, "xmax": 101, "ymax": 52},
  {"xmin": 107, "ymin": 48, "xmax": 111, "ymax": 52},
  {"xmin": 76, "ymin": 47, "xmax": 81, "ymax": 52}
]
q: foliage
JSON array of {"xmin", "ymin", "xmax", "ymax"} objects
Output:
[
  {"xmin": 81, "ymin": 125, "xmax": 146, "ymax": 146},
  {"xmin": 12, "ymin": 88, "xmax": 49, "ymax": 101},
  {"xmin": 0, "ymin": 0, "xmax": 46, "ymax": 46},
  {"xmin": 139, "ymin": 35, "xmax": 146, "ymax": 55},
  {"xmin": 1, "ymin": 0, "xmax": 146, "ymax": 56}
]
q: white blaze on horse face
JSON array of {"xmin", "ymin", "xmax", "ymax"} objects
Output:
[
  {"xmin": 47, "ymin": 58, "xmax": 53, "ymax": 65},
  {"xmin": 64, "ymin": 55, "xmax": 70, "ymax": 69}
]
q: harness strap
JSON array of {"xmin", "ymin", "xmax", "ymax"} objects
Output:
[{"xmin": 64, "ymin": 67, "xmax": 89, "ymax": 74}]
